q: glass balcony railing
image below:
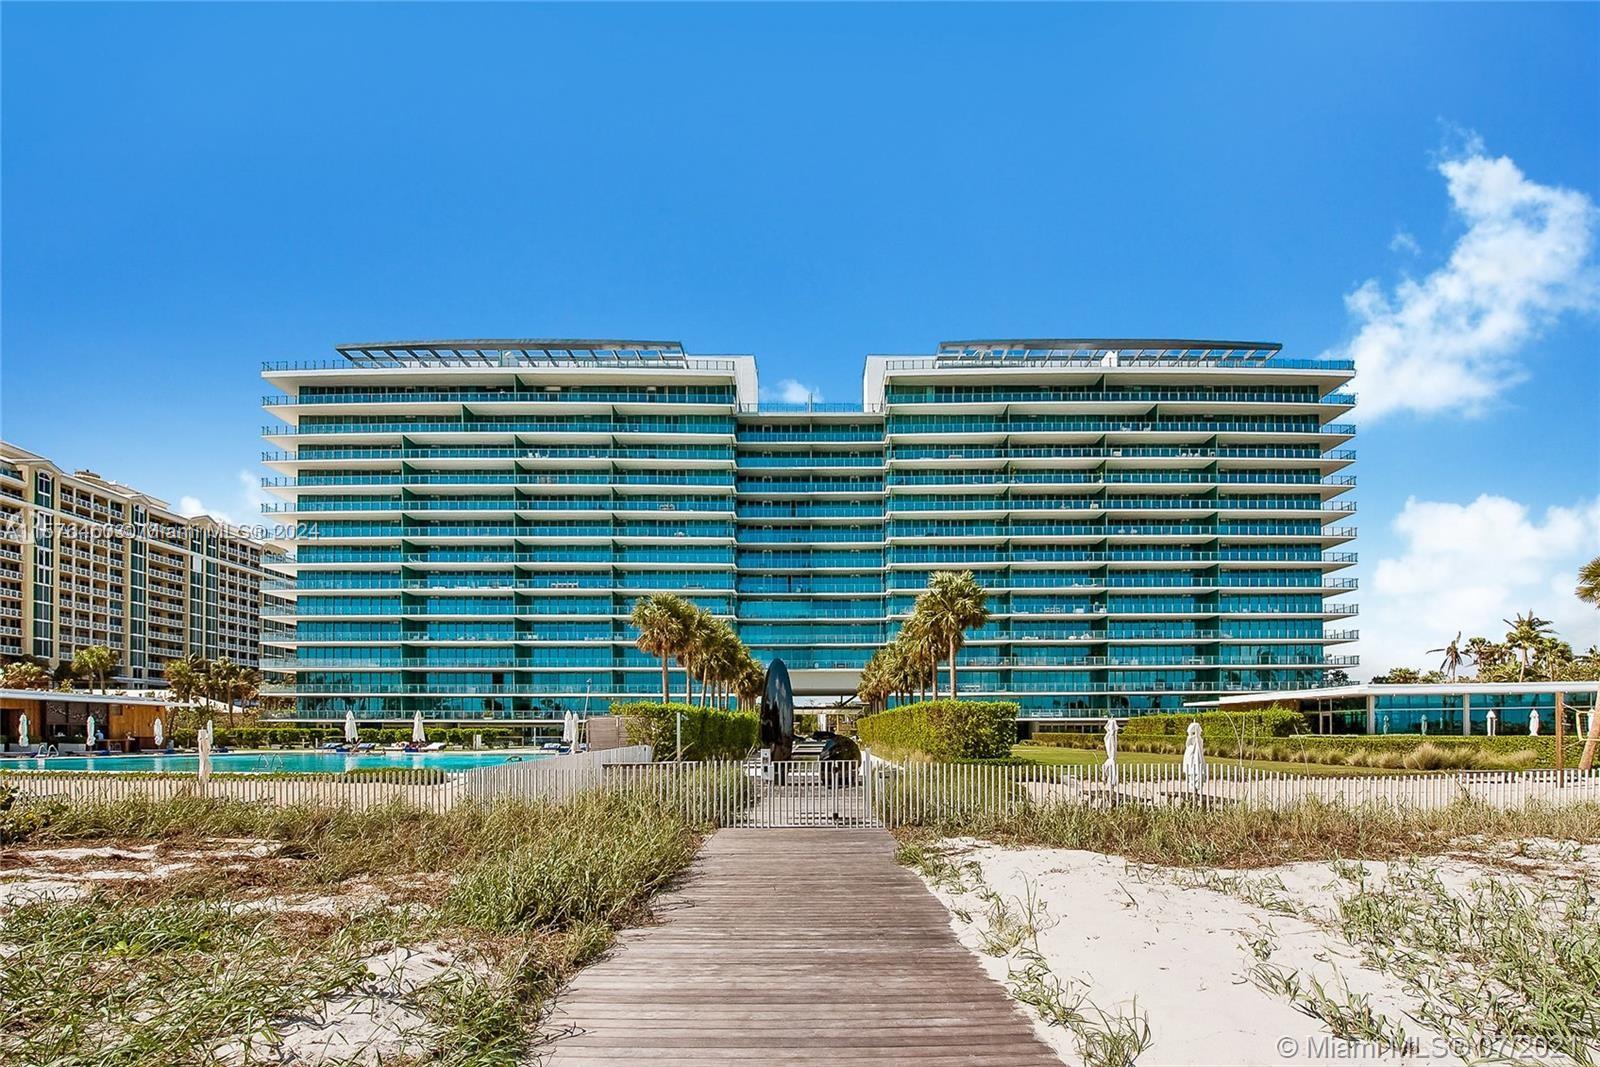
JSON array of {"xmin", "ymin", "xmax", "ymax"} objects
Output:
[
  {"xmin": 267, "ymin": 419, "xmax": 735, "ymax": 436},
  {"xmin": 885, "ymin": 418, "xmax": 1356, "ymax": 436},
  {"xmin": 266, "ymin": 387, "xmax": 735, "ymax": 406},
  {"xmin": 887, "ymin": 446, "xmax": 1356, "ymax": 463},
  {"xmin": 884, "ymin": 388, "xmax": 1353, "ymax": 406}
]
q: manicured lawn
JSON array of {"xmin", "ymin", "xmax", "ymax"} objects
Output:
[{"xmin": 1010, "ymin": 743, "xmax": 1405, "ymax": 777}]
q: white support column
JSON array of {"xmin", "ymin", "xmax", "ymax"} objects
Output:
[
  {"xmin": 1462, "ymin": 693, "xmax": 1471, "ymax": 736},
  {"xmin": 1366, "ymin": 694, "xmax": 1376, "ymax": 735}
]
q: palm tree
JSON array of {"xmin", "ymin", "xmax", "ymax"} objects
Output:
[
  {"xmin": 857, "ymin": 645, "xmax": 894, "ymax": 713},
  {"xmin": 71, "ymin": 645, "xmax": 117, "ymax": 694},
  {"xmin": 917, "ymin": 571, "xmax": 990, "ymax": 699},
  {"xmin": 671, "ymin": 604, "xmax": 711, "ymax": 705},
  {"xmin": 1577, "ymin": 555, "xmax": 1600, "ymax": 609},
  {"xmin": 1503, "ymin": 612, "xmax": 1554, "ymax": 682},
  {"xmin": 1427, "ymin": 632, "xmax": 1465, "ymax": 681},
  {"xmin": 901, "ymin": 607, "xmax": 946, "ymax": 701},
  {"xmin": 1462, "ymin": 636, "xmax": 1505, "ymax": 677},
  {"xmin": 236, "ymin": 667, "xmax": 261, "ymax": 715},
  {"xmin": 163, "ymin": 654, "xmax": 206, "ymax": 704},
  {"xmin": 630, "ymin": 595, "xmax": 685, "ymax": 703},
  {"xmin": 735, "ymin": 659, "xmax": 766, "ymax": 714},
  {"xmin": 207, "ymin": 657, "xmax": 244, "ymax": 726}
]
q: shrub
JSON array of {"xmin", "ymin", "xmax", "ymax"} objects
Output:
[
  {"xmin": 857, "ymin": 700, "xmax": 1017, "ymax": 761},
  {"xmin": 1022, "ymin": 730, "xmax": 1559, "ymax": 769},
  {"xmin": 1119, "ymin": 707, "xmax": 1306, "ymax": 740},
  {"xmin": 611, "ymin": 702, "xmax": 758, "ymax": 761}
]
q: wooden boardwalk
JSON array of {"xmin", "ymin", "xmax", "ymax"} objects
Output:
[{"xmin": 542, "ymin": 829, "xmax": 1062, "ymax": 1065}]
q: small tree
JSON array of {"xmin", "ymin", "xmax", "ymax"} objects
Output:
[{"xmin": 71, "ymin": 645, "xmax": 117, "ymax": 694}]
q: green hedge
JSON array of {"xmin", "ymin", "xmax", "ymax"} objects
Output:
[
  {"xmin": 1118, "ymin": 707, "xmax": 1306, "ymax": 740},
  {"xmin": 611, "ymin": 702, "xmax": 758, "ymax": 761},
  {"xmin": 857, "ymin": 700, "xmax": 1018, "ymax": 761},
  {"xmin": 1022, "ymin": 730, "xmax": 1568, "ymax": 769}
]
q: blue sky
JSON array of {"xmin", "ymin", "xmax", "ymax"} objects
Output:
[{"xmin": 3, "ymin": 3, "xmax": 1597, "ymax": 673}]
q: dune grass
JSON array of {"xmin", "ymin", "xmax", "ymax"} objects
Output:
[
  {"xmin": 0, "ymin": 789, "xmax": 703, "ymax": 1066},
  {"xmin": 894, "ymin": 794, "xmax": 1600, "ymax": 869}
]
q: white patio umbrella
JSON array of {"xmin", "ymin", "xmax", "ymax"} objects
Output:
[
  {"xmin": 1181, "ymin": 721, "xmax": 1206, "ymax": 792},
  {"xmin": 1101, "ymin": 717, "xmax": 1119, "ymax": 789},
  {"xmin": 17, "ymin": 713, "xmax": 29, "ymax": 750},
  {"xmin": 562, "ymin": 710, "xmax": 577, "ymax": 746},
  {"xmin": 344, "ymin": 709, "xmax": 358, "ymax": 744},
  {"xmin": 1486, "ymin": 708, "xmax": 1497, "ymax": 737},
  {"xmin": 1419, "ymin": 713, "xmax": 1428, "ymax": 736},
  {"xmin": 152, "ymin": 717, "xmax": 164, "ymax": 748},
  {"xmin": 196, "ymin": 722, "xmax": 212, "ymax": 782},
  {"xmin": 411, "ymin": 709, "xmax": 426, "ymax": 745},
  {"xmin": 86, "ymin": 713, "xmax": 97, "ymax": 749},
  {"xmin": 1529, "ymin": 708, "xmax": 1541, "ymax": 736},
  {"xmin": 206, "ymin": 719, "xmax": 215, "ymax": 747}
]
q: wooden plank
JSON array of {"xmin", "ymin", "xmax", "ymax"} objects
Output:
[{"xmin": 543, "ymin": 829, "xmax": 1062, "ymax": 1066}]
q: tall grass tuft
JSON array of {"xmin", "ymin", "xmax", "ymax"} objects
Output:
[
  {"xmin": 895, "ymin": 797, "xmax": 1600, "ymax": 868},
  {"xmin": 444, "ymin": 791, "xmax": 699, "ymax": 931}
]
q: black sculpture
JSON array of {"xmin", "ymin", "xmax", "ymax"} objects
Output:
[{"xmin": 760, "ymin": 658, "xmax": 795, "ymax": 761}]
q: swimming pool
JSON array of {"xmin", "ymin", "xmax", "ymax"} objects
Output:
[{"xmin": 0, "ymin": 750, "xmax": 548, "ymax": 775}]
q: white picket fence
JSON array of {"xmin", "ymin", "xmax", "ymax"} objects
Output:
[
  {"xmin": 0, "ymin": 767, "xmax": 462, "ymax": 812},
  {"xmin": 3, "ymin": 753, "xmax": 1598, "ymax": 826},
  {"xmin": 460, "ymin": 745, "xmax": 653, "ymax": 801}
]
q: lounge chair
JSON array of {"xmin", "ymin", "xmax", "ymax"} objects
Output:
[
  {"xmin": 422, "ymin": 741, "xmax": 446, "ymax": 752},
  {"xmin": 355, "ymin": 742, "xmax": 376, "ymax": 752}
]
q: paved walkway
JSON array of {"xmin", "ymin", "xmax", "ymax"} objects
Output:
[{"xmin": 543, "ymin": 829, "xmax": 1062, "ymax": 1065}]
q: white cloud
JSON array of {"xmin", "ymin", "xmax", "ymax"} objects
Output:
[
  {"xmin": 1358, "ymin": 494, "xmax": 1600, "ymax": 676},
  {"xmin": 1388, "ymin": 230, "xmax": 1421, "ymax": 256},
  {"xmin": 763, "ymin": 378, "xmax": 822, "ymax": 405},
  {"xmin": 1329, "ymin": 138, "xmax": 1598, "ymax": 422},
  {"xmin": 175, "ymin": 469, "xmax": 271, "ymax": 529}
]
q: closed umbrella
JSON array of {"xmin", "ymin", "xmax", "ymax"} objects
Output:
[
  {"xmin": 562, "ymin": 711, "xmax": 577, "ymax": 746},
  {"xmin": 17, "ymin": 713, "xmax": 29, "ymax": 750},
  {"xmin": 86, "ymin": 714, "xmax": 97, "ymax": 749},
  {"xmin": 197, "ymin": 721, "xmax": 212, "ymax": 783},
  {"xmin": 1529, "ymin": 708, "xmax": 1541, "ymax": 736},
  {"xmin": 411, "ymin": 710, "xmax": 426, "ymax": 745},
  {"xmin": 1486, "ymin": 708, "xmax": 1497, "ymax": 737},
  {"xmin": 1181, "ymin": 721, "xmax": 1206, "ymax": 792},
  {"xmin": 152, "ymin": 718, "xmax": 164, "ymax": 748},
  {"xmin": 1102, "ymin": 717, "xmax": 1119, "ymax": 789},
  {"xmin": 206, "ymin": 719, "xmax": 215, "ymax": 747},
  {"xmin": 344, "ymin": 709, "xmax": 358, "ymax": 745}
]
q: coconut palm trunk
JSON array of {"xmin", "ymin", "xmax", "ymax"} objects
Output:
[
  {"xmin": 1580, "ymin": 711, "xmax": 1600, "ymax": 773},
  {"xmin": 947, "ymin": 635, "xmax": 958, "ymax": 699}
]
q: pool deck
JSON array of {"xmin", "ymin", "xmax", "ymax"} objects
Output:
[{"xmin": 542, "ymin": 828, "xmax": 1063, "ymax": 1065}]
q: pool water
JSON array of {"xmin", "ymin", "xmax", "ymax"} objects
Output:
[{"xmin": 0, "ymin": 750, "xmax": 546, "ymax": 775}]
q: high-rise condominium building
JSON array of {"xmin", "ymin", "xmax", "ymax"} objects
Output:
[
  {"xmin": 0, "ymin": 442, "xmax": 266, "ymax": 685},
  {"xmin": 260, "ymin": 338, "xmax": 1356, "ymax": 728}
]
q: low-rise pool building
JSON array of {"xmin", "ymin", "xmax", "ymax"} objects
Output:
[{"xmin": 1193, "ymin": 681, "xmax": 1599, "ymax": 736}]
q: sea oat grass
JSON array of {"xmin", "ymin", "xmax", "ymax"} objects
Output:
[{"xmin": 894, "ymin": 797, "xmax": 1600, "ymax": 868}]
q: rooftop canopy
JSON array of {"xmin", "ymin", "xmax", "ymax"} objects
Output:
[
  {"xmin": 935, "ymin": 338, "xmax": 1285, "ymax": 364},
  {"xmin": 335, "ymin": 340, "xmax": 689, "ymax": 369}
]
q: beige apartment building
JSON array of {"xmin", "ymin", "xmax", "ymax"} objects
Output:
[{"xmin": 0, "ymin": 441, "xmax": 266, "ymax": 687}]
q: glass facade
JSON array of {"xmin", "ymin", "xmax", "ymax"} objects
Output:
[{"xmin": 261, "ymin": 339, "xmax": 1359, "ymax": 722}]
